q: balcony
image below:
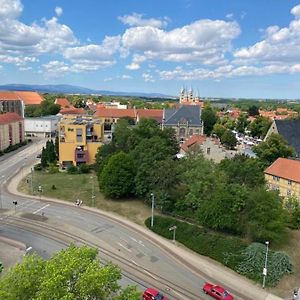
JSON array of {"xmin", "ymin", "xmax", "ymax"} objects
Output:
[{"xmin": 74, "ymin": 149, "xmax": 88, "ymax": 163}]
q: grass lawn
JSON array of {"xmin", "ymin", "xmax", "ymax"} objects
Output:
[{"xmin": 18, "ymin": 170, "xmax": 152, "ymax": 226}]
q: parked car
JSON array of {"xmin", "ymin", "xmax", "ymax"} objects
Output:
[
  {"xmin": 142, "ymin": 288, "xmax": 167, "ymax": 300},
  {"xmin": 203, "ymin": 282, "xmax": 233, "ymax": 300}
]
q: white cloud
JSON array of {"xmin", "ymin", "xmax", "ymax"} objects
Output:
[
  {"xmin": 121, "ymin": 74, "xmax": 132, "ymax": 79},
  {"xmin": 0, "ymin": 0, "xmax": 23, "ymax": 19},
  {"xmin": 226, "ymin": 13, "xmax": 234, "ymax": 20},
  {"xmin": 118, "ymin": 13, "xmax": 169, "ymax": 28},
  {"xmin": 234, "ymin": 5, "xmax": 300, "ymax": 67},
  {"xmin": 126, "ymin": 63, "xmax": 140, "ymax": 70},
  {"xmin": 41, "ymin": 60, "xmax": 71, "ymax": 77},
  {"xmin": 55, "ymin": 6, "xmax": 63, "ymax": 17},
  {"xmin": 63, "ymin": 36, "xmax": 120, "ymax": 71},
  {"xmin": 291, "ymin": 4, "xmax": 300, "ymax": 18},
  {"xmin": 122, "ymin": 19, "xmax": 240, "ymax": 65},
  {"xmin": 19, "ymin": 66, "xmax": 32, "ymax": 71},
  {"xmin": 104, "ymin": 77, "xmax": 113, "ymax": 82},
  {"xmin": 0, "ymin": 54, "xmax": 38, "ymax": 66},
  {"xmin": 142, "ymin": 73, "xmax": 155, "ymax": 82}
]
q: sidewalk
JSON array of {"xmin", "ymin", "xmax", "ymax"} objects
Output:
[{"xmin": 7, "ymin": 164, "xmax": 284, "ymax": 300}]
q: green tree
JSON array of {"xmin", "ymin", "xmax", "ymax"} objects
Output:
[
  {"xmin": 219, "ymin": 154, "xmax": 265, "ymax": 188},
  {"xmin": 212, "ymin": 123, "xmax": 226, "ymax": 139},
  {"xmin": 248, "ymin": 116, "xmax": 271, "ymax": 137},
  {"xmin": 248, "ymin": 105, "xmax": 260, "ymax": 116},
  {"xmin": 220, "ymin": 129, "xmax": 237, "ymax": 149},
  {"xmin": 95, "ymin": 143, "xmax": 117, "ymax": 173},
  {"xmin": 253, "ymin": 133, "xmax": 296, "ymax": 166},
  {"xmin": 202, "ymin": 105, "xmax": 218, "ymax": 135},
  {"xmin": 99, "ymin": 152, "xmax": 136, "ymax": 198},
  {"xmin": 54, "ymin": 136, "xmax": 59, "ymax": 160},
  {"xmin": 0, "ymin": 245, "xmax": 140, "ymax": 300},
  {"xmin": 244, "ymin": 188, "xmax": 286, "ymax": 243},
  {"xmin": 236, "ymin": 114, "xmax": 250, "ymax": 134},
  {"xmin": 41, "ymin": 147, "xmax": 48, "ymax": 168}
]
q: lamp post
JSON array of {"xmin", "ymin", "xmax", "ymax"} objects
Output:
[
  {"xmin": 262, "ymin": 241, "xmax": 269, "ymax": 289},
  {"xmin": 38, "ymin": 185, "xmax": 42, "ymax": 201},
  {"xmin": 150, "ymin": 193, "xmax": 155, "ymax": 227},
  {"xmin": 91, "ymin": 175, "xmax": 95, "ymax": 207},
  {"xmin": 169, "ymin": 225, "xmax": 177, "ymax": 243}
]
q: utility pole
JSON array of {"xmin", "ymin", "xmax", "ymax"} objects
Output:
[{"xmin": 262, "ymin": 241, "xmax": 269, "ymax": 289}]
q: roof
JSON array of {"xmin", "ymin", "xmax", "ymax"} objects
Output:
[
  {"xmin": 180, "ymin": 135, "xmax": 220, "ymax": 152},
  {"xmin": 59, "ymin": 108, "xmax": 85, "ymax": 115},
  {"xmin": 14, "ymin": 91, "xmax": 44, "ymax": 105},
  {"xmin": 274, "ymin": 120, "xmax": 300, "ymax": 156},
  {"xmin": 0, "ymin": 91, "xmax": 20, "ymax": 100},
  {"xmin": 0, "ymin": 112, "xmax": 23, "ymax": 124},
  {"xmin": 55, "ymin": 98, "xmax": 72, "ymax": 108},
  {"xmin": 94, "ymin": 108, "xmax": 136, "ymax": 118},
  {"xmin": 164, "ymin": 105, "xmax": 202, "ymax": 126},
  {"xmin": 265, "ymin": 157, "xmax": 300, "ymax": 183},
  {"xmin": 137, "ymin": 109, "xmax": 163, "ymax": 122}
]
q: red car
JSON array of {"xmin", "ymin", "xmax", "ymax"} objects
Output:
[
  {"xmin": 203, "ymin": 282, "xmax": 234, "ymax": 300},
  {"xmin": 142, "ymin": 288, "xmax": 167, "ymax": 300}
]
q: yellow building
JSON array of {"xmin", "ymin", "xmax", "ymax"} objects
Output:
[
  {"xmin": 59, "ymin": 115, "xmax": 104, "ymax": 167},
  {"xmin": 264, "ymin": 157, "xmax": 300, "ymax": 200}
]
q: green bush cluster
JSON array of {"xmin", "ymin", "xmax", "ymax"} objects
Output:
[
  {"xmin": 67, "ymin": 164, "xmax": 91, "ymax": 174},
  {"xmin": 146, "ymin": 216, "xmax": 293, "ymax": 287}
]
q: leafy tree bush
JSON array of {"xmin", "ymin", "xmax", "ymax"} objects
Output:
[
  {"xmin": 202, "ymin": 105, "xmax": 218, "ymax": 135},
  {"xmin": 99, "ymin": 152, "xmax": 136, "ymax": 198},
  {"xmin": 0, "ymin": 245, "xmax": 140, "ymax": 299},
  {"xmin": 67, "ymin": 165, "xmax": 78, "ymax": 174},
  {"xmin": 78, "ymin": 164, "xmax": 90, "ymax": 174},
  {"xmin": 220, "ymin": 129, "xmax": 237, "ymax": 149},
  {"xmin": 34, "ymin": 163, "xmax": 42, "ymax": 171},
  {"xmin": 237, "ymin": 243, "xmax": 293, "ymax": 287}
]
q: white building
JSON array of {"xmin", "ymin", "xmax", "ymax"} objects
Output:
[{"xmin": 25, "ymin": 116, "xmax": 60, "ymax": 138}]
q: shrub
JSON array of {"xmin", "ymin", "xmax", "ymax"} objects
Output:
[
  {"xmin": 51, "ymin": 184, "xmax": 57, "ymax": 190},
  {"xmin": 78, "ymin": 164, "xmax": 90, "ymax": 174},
  {"xmin": 67, "ymin": 165, "xmax": 78, "ymax": 174},
  {"xmin": 48, "ymin": 163, "xmax": 59, "ymax": 174},
  {"xmin": 34, "ymin": 163, "xmax": 42, "ymax": 171},
  {"xmin": 237, "ymin": 243, "xmax": 293, "ymax": 287}
]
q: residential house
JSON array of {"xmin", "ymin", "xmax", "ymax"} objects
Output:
[
  {"xmin": 265, "ymin": 119, "xmax": 300, "ymax": 157},
  {"xmin": 264, "ymin": 157, "xmax": 300, "ymax": 200},
  {"xmin": 162, "ymin": 105, "xmax": 203, "ymax": 142},
  {"xmin": 136, "ymin": 109, "xmax": 163, "ymax": 124},
  {"xmin": 0, "ymin": 91, "xmax": 44, "ymax": 117},
  {"xmin": 24, "ymin": 115, "xmax": 60, "ymax": 138},
  {"xmin": 180, "ymin": 135, "xmax": 231, "ymax": 163},
  {"xmin": 58, "ymin": 115, "xmax": 104, "ymax": 167},
  {"xmin": 94, "ymin": 108, "xmax": 136, "ymax": 125},
  {"xmin": 0, "ymin": 112, "xmax": 24, "ymax": 151}
]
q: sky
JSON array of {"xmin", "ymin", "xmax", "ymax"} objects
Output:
[{"xmin": 2, "ymin": 0, "xmax": 300, "ymax": 99}]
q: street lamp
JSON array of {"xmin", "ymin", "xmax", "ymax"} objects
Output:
[
  {"xmin": 169, "ymin": 225, "xmax": 177, "ymax": 243},
  {"xmin": 262, "ymin": 241, "xmax": 269, "ymax": 289},
  {"xmin": 150, "ymin": 193, "xmax": 155, "ymax": 227},
  {"xmin": 90, "ymin": 175, "xmax": 95, "ymax": 207},
  {"xmin": 38, "ymin": 185, "xmax": 42, "ymax": 201}
]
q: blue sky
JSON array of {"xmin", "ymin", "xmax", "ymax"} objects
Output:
[{"xmin": 1, "ymin": 0, "xmax": 300, "ymax": 98}]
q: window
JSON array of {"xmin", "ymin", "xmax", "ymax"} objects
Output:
[
  {"xmin": 287, "ymin": 190, "xmax": 292, "ymax": 196},
  {"xmin": 76, "ymin": 128, "xmax": 83, "ymax": 142},
  {"xmin": 207, "ymin": 147, "xmax": 211, "ymax": 155},
  {"xmin": 273, "ymin": 176, "xmax": 280, "ymax": 181},
  {"xmin": 288, "ymin": 180, "xmax": 292, "ymax": 185}
]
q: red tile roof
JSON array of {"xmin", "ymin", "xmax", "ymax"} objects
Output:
[
  {"xmin": 137, "ymin": 109, "xmax": 163, "ymax": 122},
  {"xmin": 180, "ymin": 135, "xmax": 220, "ymax": 152},
  {"xmin": 59, "ymin": 108, "xmax": 85, "ymax": 115},
  {"xmin": 265, "ymin": 157, "xmax": 300, "ymax": 183},
  {"xmin": 55, "ymin": 98, "xmax": 72, "ymax": 108},
  {"xmin": 0, "ymin": 112, "xmax": 23, "ymax": 124},
  {"xmin": 0, "ymin": 91, "xmax": 20, "ymax": 100},
  {"xmin": 14, "ymin": 91, "xmax": 44, "ymax": 105},
  {"xmin": 94, "ymin": 108, "xmax": 136, "ymax": 118}
]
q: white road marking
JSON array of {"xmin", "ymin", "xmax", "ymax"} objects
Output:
[
  {"xmin": 17, "ymin": 200, "xmax": 36, "ymax": 208},
  {"xmin": 117, "ymin": 242, "xmax": 132, "ymax": 252},
  {"xmin": 143, "ymin": 269, "xmax": 157, "ymax": 280},
  {"xmin": 33, "ymin": 204, "xmax": 50, "ymax": 214}
]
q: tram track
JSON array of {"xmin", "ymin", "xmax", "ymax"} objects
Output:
[{"xmin": 0, "ymin": 215, "xmax": 201, "ymax": 300}]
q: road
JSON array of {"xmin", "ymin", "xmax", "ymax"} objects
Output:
[{"xmin": 0, "ymin": 141, "xmax": 283, "ymax": 300}]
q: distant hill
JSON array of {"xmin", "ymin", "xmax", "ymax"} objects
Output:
[{"xmin": 0, "ymin": 84, "xmax": 174, "ymax": 98}]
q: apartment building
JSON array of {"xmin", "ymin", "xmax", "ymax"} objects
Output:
[
  {"xmin": 58, "ymin": 115, "xmax": 104, "ymax": 167},
  {"xmin": 0, "ymin": 112, "xmax": 24, "ymax": 151},
  {"xmin": 264, "ymin": 157, "xmax": 300, "ymax": 200}
]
